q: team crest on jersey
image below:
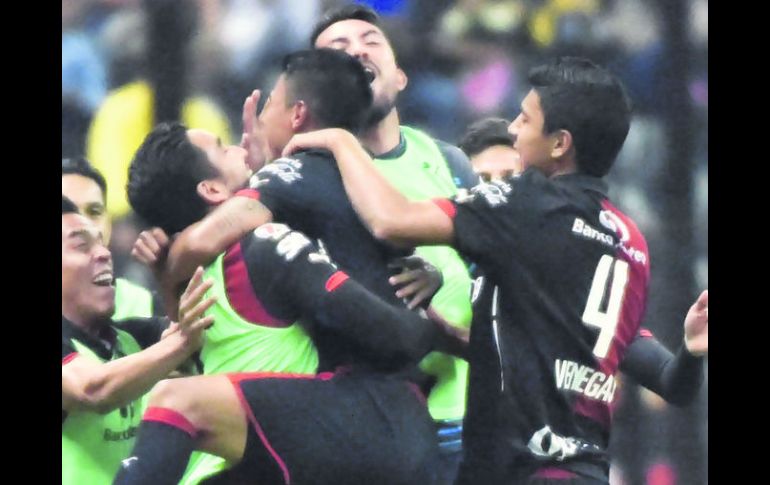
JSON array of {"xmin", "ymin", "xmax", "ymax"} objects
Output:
[
  {"xmin": 471, "ymin": 180, "xmax": 511, "ymax": 206},
  {"xmin": 253, "ymin": 157, "xmax": 303, "ymax": 185}
]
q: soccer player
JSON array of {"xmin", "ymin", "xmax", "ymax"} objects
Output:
[
  {"xmin": 62, "ymin": 157, "xmax": 159, "ymax": 319},
  {"xmin": 114, "ymin": 122, "xmax": 466, "ymax": 485},
  {"xmin": 281, "ymin": 57, "xmax": 709, "ymax": 484},
  {"xmin": 458, "ymin": 117, "xmax": 521, "ymax": 182},
  {"xmin": 308, "ymin": 8, "xmax": 478, "ymax": 475},
  {"xmin": 62, "ymin": 196, "xmax": 214, "ymax": 485}
]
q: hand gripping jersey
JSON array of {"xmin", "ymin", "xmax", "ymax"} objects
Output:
[{"xmin": 437, "ymin": 169, "xmax": 650, "ymax": 483}]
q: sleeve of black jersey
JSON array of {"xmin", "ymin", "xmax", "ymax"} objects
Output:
[
  {"xmin": 113, "ymin": 317, "xmax": 170, "ymax": 349},
  {"xmin": 242, "ymin": 225, "xmax": 446, "ymax": 369},
  {"xmin": 619, "ymin": 332, "xmax": 705, "ymax": 406},
  {"xmin": 249, "ymin": 154, "xmax": 319, "ymax": 225},
  {"xmin": 446, "ymin": 169, "xmax": 552, "ymax": 269},
  {"xmin": 435, "ymin": 139, "xmax": 481, "ymax": 189},
  {"xmin": 62, "ymin": 341, "xmax": 77, "ymax": 360}
]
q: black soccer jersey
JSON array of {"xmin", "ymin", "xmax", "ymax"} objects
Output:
[
  {"xmin": 242, "ymin": 149, "xmax": 412, "ymax": 308},
  {"xmin": 237, "ymin": 223, "xmax": 443, "ymax": 374},
  {"xmin": 437, "ymin": 169, "xmax": 651, "ymax": 482}
]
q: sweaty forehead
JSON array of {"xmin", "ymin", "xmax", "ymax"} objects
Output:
[{"xmin": 315, "ymin": 19, "xmax": 385, "ymax": 46}]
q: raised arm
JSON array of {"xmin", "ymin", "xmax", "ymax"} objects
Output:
[{"xmin": 283, "ymin": 129, "xmax": 455, "ymax": 246}]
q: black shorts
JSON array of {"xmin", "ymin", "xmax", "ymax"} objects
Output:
[{"xmin": 221, "ymin": 370, "xmax": 440, "ymax": 485}]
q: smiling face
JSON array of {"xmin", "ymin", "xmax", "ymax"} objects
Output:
[
  {"xmin": 62, "ymin": 213, "xmax": 115, "ymax": 324},
  {"xmin": 314, "ymin": 18, "xmax": 407, "ymax": 125}
]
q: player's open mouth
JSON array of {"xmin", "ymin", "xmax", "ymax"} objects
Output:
[
  {"xmin": 363, "ymin": 67, "xmax": 376, "ymax": 83},
  {"xmin": 93, "ymin": 271, "xmax": 114, "ymax": 287}
]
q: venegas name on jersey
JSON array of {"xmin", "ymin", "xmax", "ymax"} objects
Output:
[{"xmin": 554, "ymin": 359, "xmax": 618, "ymax": 403}]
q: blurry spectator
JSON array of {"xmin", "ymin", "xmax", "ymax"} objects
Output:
[
  {"xmin": 458, "ymin": 117, "xmax": 520, "ymax": 181},
  {"xmin": 87, "ymin": 0, "xmax": 232, "ymax": 220}
]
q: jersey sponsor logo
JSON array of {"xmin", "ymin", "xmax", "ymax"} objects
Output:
[
  {"xmin": 253, "ymin": 222, "xmax": 292, "ymax": 241},
  {"xmin": 527, "ymin": 425, "xmax": 602, "ymax": 461},
  {"xmin": 599, "ymin": 210, "xmax": 647, "ymax": 265},
  {"xmin": 599, "ymin": 210, "xmax": 630, "ymax": 242},
  {"xmin": 571, "ymin": 218, "xmax": 615, "ymax": 247},
  {"xmin": 253, "ymin": 158, "xmax": 303, "ymax": 186},
  {"xmin": 103, "ymin": 425, "xmax": 138, "ymax": 442},
  {"xmin": 554, "ymin": 359, "xmax": 617, "ymax": 403}
]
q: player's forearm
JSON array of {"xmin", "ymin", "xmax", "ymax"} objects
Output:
[
  {"xmin": 62, "ymin": 333, "xmax": 195, "ymax": 414},
  {"xmin": 166, "ymin": 198, "xmax": 272, "ymax": 285},
  {"xmin": 329, "ymin": 130, "xmax": 453, "ymax": 246},
  {"xmin": 620, "ymin": 337, "xmax": 705, "ymax": 406}
]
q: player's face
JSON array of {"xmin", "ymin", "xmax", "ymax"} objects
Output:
[
  {"xmin": 258, "ymin": 76, "xmax": 296, "ymax": 160},
  {"xmin": 187, "ymin": 129, "xmax": 252, "ymax": 194},
  {"xmin": 315, "ymin": 19, "xmax": 407, "ymax": 126},
  {"xmin": 62, "ymin": 174, "xmax": 112, "ymax": 244},
  {"xmin": 509, "ymin": 90, "xmax": 559, "ymax": 176},
  {"xmin": 62, "ymin": 213, "xmax": 115, "ymax": 322},
  {"xmin": 471, "ymin": 145, "xmax": 522, "ymax": 182}
]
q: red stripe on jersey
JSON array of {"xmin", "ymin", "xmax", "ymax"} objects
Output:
[
  {"xmin": 235, "ymin": 188, "xmax": 260, "ymax": 200},
  {"xmin": 223, "ymin": 242, "xmax": 292, "ymax": 328},
  {"xmin": 325, "ymin": 271, "xmax": 349, "ymax": 292},
  {"xmin": 143, "ymin": 407, "xmax": 198, "ymax": 438},
  {"xmin": 432, "ymin": 198, "xmax": 457, "ymax": 219},
  {"xmin": 227, "ymin": 376, "xmax": 291, "ymax": 485},
  {"xmin": 62, "ymin": 352, "xmax": 78, "ymax": 365},
  {"xmin": 639, "ymin": 328, "xmax": 654, "ymax": 338},
  {"xmin": 573, "ymin": 200, "xmax": 651, "ymax": 429}
]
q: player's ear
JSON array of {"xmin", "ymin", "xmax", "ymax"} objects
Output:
[
  {"xmin": 396, "ymin": 67, "xmax": 408, "ymax": 92},
  {"xmin": 197, "ymin": 179, "xmax": 228, "ymax": 205},
  {"xmin": 291, "ymin": 100, "xmax": 309, "ymax": 131},
  {"xmin": 550, "ymin": 129, "xmax": 573, "ymax": 160}
]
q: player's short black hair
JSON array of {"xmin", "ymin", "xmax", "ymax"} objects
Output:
[
  {"xmin": 62, "ymin": 195, "xmax": 80, "ymax": 215},
  {"xmin": 127, "ymin": 122, "xmax": 218, "ymax": 235},
  {"xmin": 458, "ymin": 118, "xmax": 514, "ymax": 158},
  {"xmin": 310, "ymin": 4, "xmax": 382, "ymax": 47},
  {"xmin": 529, "ymin": 57, "xmax": 632, "ymax": 177},
  {"xmin": 282, "ymin": 49, "xmax": 373, "ymax": 133},
  {"xmin": 62, "ymin": 157, "xmax": 108, "ymax": 198}
]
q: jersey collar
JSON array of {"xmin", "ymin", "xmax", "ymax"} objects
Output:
[
  {"xmin": 372, "ymin": 130, "xmax": 407, "ymax": 160},
  {"xmin": 552, "ymin": 172, "xmax": 609, "ymax": 198},
  {"xmin": 62, "ymin": 315, "xmax": 118, "ymax": 361}
]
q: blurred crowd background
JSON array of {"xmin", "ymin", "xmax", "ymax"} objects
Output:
[{"xmin": 61, "ymin": 1, "xmax": 708, "ymax": 483}]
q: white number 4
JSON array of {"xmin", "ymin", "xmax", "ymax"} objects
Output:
[{"xmin": 582, "ymin": 255, "xmax": 629, "ymax": 359}]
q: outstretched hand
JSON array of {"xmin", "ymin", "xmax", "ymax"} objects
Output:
[
  {"xmin": 684, "ymin": 289, "xmax": 708, "ymax": 356},
  {"xmin": 173, "ymin": 266, "xmax": 217, "ymax": 350}
]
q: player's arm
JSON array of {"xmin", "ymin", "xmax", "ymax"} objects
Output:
[
  {"xmin": 166, "ymin": 194, "xmax": 273, "ymax": 286},
  {"xmin": 62, "ymin": 269, "xmax": 215, "ymax": 414},
  {"xmin": 283, "ymin": 129, "xmax": 454, "ymax": 247},
  {"xmin": 619, "ymin": 290, "xmax": 708, "ymax": 406},
  {"xmin": 249, "ymin": 226, "xmax": 468, "ymax": 366}
]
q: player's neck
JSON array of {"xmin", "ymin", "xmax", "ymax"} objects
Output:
[
  {"xmin": 360, "ymin": 109, "xmax": 401, "ymax": 157},
  {"xmin": 63, "ymin": 309, "xmax": 108, "ymax": 338}
]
